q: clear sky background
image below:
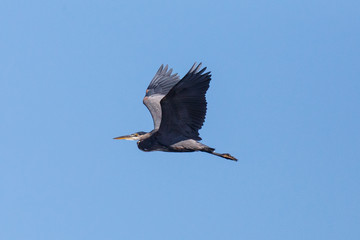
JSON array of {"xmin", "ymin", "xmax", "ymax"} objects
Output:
[{"xmin": 1, "ymin": 0, "xmax": 359, "ymax": 239}]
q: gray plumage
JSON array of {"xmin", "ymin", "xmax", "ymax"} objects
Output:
[
  {"xmin": 143, "ymin": 64, "xmax": 180, "ymax": 130},
  {"xmin": 114, "ymin": 63, "xmax": 237, "ymax": 161}
]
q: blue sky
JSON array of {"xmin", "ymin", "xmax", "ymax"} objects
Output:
[{"xmin": 1, "ymin": 0, "xmax": 359, "ymax": 239}]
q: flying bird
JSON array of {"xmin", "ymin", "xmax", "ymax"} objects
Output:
[{"xmin": 114, "ymin": 63, "xmax": 237, "ymax": 161}]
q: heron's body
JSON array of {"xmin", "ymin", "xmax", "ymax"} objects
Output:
[
  {"xmin": 137, "ymin": 131, "xmax": 211, "ymax": 152},
  {"xmin": 114, "ymin": 63, "xmax": 237, "ymax": 161}
]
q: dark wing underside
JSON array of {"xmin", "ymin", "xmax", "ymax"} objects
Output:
[
  {"xmin": 158, "ymin": 63, "xmax": 211, "ymax": 141},
  {"xmin": 143, "ymin": 65, "xmax": 180, "ymax": 130}
]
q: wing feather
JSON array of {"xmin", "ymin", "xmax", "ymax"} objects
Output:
[
  {"xmin": 143, "ymin": 64, "xmax": 180, "ymax": 129},
  {"xmin": 158, "ymin": 63, "xmax": 211, "ymax": 140}
]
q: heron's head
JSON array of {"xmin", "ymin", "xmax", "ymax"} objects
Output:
[{"xmin": 113, "ymin": 131, "xmax": 147, "ymax": 141}]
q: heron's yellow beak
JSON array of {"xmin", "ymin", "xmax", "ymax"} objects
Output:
[
  {"xmin": 114, "ymin": 132, "xmax": 145, "ymax": 141},
  {"xmin": 113, "ymin": 135, "xmax": 133, "ymax": 140},
  {"xmin": 113, "ymin": 132, "xmax": 143, "ymax": 140}
]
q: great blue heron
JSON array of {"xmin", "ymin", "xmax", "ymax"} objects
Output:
[{"xmin": 114, "ymin": 63, "xmax": 237, "ymax": 161}]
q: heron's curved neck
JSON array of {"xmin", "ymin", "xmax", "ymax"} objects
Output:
[{"xmin": 138, "ymin": 131, "xmax": 152, "ymax": 141}]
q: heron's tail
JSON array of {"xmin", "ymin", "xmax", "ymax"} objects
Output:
[{"xmin": 202, "ymin": 147, "xmax": 238, "ymax": 161}]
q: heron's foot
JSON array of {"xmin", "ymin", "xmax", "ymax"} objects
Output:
[
  {"xmin": 221, "ymin": 153, "xmax": 237, "ymax": 161},
  {"xmin": 207, "ymin": 151, "xmax": 237, "ymax": 161}
]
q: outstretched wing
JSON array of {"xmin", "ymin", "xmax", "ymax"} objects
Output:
[
  {"xmin": 143, "ymin": 64, "xmax": 180, "ymax": 130},
  {"xmin": 158, "ymin": 63, "xmax": 211, "ymax": 141}
]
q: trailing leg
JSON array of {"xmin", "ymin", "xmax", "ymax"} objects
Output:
[{"xmin": 201, "ymin": 147, "xmax": 237, "ymax": 161}]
